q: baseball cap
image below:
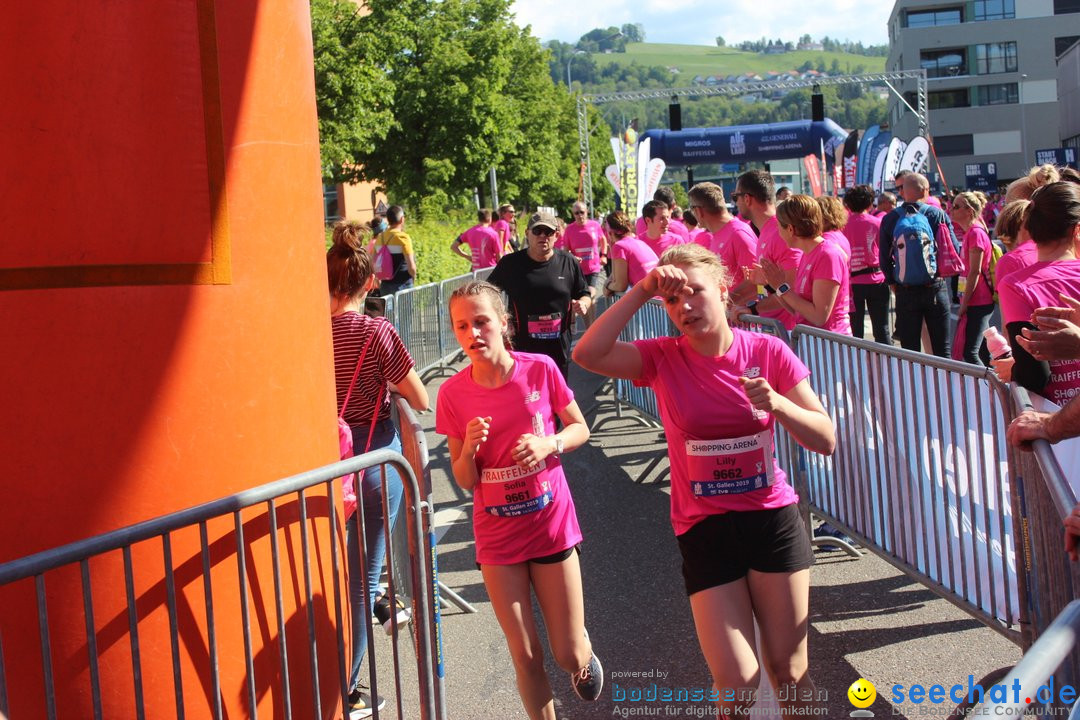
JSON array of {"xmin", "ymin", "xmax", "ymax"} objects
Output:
[{"xmin": 526, "ymin": 210, "xmax": 558, "ymax": 233}]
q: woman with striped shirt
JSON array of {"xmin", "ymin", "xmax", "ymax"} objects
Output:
[{"xmin": 328, "ymin": 221, "xmax": 429, "ymax": 718}]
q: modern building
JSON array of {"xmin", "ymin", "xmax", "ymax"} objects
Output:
[{"xmin": 886, "ymin": 0, "xmax": 1080, "ymax": 186}]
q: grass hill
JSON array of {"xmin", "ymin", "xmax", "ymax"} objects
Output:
[{"xmin": 591, "ymin": 42, "xmax": 887, "ymax": 82}]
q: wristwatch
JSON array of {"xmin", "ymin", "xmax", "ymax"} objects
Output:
[
  {"xmin": 553, "ymin": 437, "xmax": 565, "ymax": 455},
  {"xmin": 776, "ymin": 282, "xmax": 791, "ymax": 296}
]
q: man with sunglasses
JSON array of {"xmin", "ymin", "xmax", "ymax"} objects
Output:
[{"xmin": 489, "ymin": 210, "xmax": 591, "ymax": 378}]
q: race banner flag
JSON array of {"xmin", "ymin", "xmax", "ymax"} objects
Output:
[{"xmin": 803, "ymin": 154, "xmax": 823, "ymax": 197}]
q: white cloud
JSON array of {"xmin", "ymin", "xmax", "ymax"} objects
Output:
[{"xmin": 511, "ymin": 0, "xmax": 891, "ymax": 47}]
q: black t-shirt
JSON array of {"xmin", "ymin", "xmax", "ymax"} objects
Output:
[{"xmin": 488, "ymin": 249, "xmax": 589, "ymax": 375}]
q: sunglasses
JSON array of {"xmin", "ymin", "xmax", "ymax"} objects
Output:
[
  {"xmin": 531, "ymin": 226, "xmax": 555, "ymax": 237},
  {"xmin": 573, "ymin": 211, "xmax": 587, "ymax": 216},
  {"xmin": 731, "ymin": 192, "xmax": 746, "ymax": 201}
]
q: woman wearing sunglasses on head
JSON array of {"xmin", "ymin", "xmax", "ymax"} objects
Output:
[{"xmin": 488, "ymin": 211, "xmax": 592, "ymax": 379}]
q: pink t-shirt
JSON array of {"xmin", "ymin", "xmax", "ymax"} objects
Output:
[
  {"xmin": 631, "ymin": 330, "xmax": 809, "ymax": 535},
  {"xmin": 638, "ymin": 231, "xmax": 684, "ymax": 258},
  {"xmin": 822, "ymin": 229, "xmax": 850, "ymax": 260},
  {"xmin": 843, "ymin": 212, "xmax": 885, "ymax": 285},
  {"xmin": 757, "ymin": 216, "xmax": 801, "ymax": 330},
  {"xmin": 563, "ymin": 220, "xmax": 605, "ymax": 275},
  {"xmin": 994, "ymin": 239, "xmax": 1038, "ymax": 287},
  {"xmin": 689, "ymin": 228, "xmax": 707, "ymax": 247},
  {"xmin": 961, "ymin": 225, "xmax": 994, "ymax": 306},
  {"xmin": 492, "ymin": 218, "xmax": 514, "ymax": 250},
  {"xmin": 461, "ymin": 224, "xmax": 501, "ymax": 269},
  {"xmin": 794, "ymin": 240, "xmax": 852, "ymax": 334},
  {"xmin": 999, "ymin": 260, "xmax": 1080, "ymax": 404},
  {"xmin": 709, "ymin": 217, "xmax": 758, "ymax": 281},
  {"xmin": 435, "ymin": 352, "xmax": 583, "ymax": 565},
  {"xmin": 610, "ymin": 237, "xmax": 659, "ymax": 287},
  {"xmin": 635, "ymin": 216, "xmax": 691, "ymax": 243}
]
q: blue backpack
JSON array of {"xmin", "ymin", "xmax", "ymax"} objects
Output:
[{"xmin": 892, "ymin": 204, "xmax": 937, "ymax": 286}]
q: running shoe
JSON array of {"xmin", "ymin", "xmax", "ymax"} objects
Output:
[
  {"xmin": 814, "ymin": 522, "xmax": 854, "ymax": 551},
  {"xmin": 373, "ymin": 594, "xmax": 411, "ymax": 636},
  {"xmin": 571, "ymin": 652, "xmax": 604, "ymax": 701},
  {"xmin": 347, "ymin": 686, "xmax": 385, "ymax": 719}
]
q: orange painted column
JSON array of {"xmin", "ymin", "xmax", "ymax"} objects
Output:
[{"xmin": 0, "ymin": 1, "xmax": 343, "ymax": 718}]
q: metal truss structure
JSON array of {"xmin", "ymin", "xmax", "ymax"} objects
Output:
[{"xmin": 577, "ymin": 70, "xmax": 928, "ymax": 211}]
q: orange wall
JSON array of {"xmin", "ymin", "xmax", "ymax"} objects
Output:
[{"xmin": 0, "ymin": 0, "xmax": 343, "ymax": 717}]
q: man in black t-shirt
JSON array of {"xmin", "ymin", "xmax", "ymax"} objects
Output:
[{"xmin": 488, "ymin": 210, "xmax": 591, "ymax": 377}]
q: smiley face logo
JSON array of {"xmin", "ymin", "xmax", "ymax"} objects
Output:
[{"xmin": 848, "ymin": 678, "xmax": 876, "ymax": 708}]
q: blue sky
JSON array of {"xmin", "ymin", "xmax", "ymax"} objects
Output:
[{"xmin": 510, "ymin": 0, "xmax": 893, "ymax": 48}]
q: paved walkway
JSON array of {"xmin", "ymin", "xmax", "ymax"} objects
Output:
[{"xmin": 392, "ymin": 359, "xmax": 1020, "ymax": 719}]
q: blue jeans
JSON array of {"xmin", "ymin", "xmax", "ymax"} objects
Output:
[
  {"xmin": 894, "ymin": 280, "xmax": 952, "ymax": 358},
  {"xmin": 378, "ymin": 276, "xmax": 413, "ymax": 297},
  {"xmin": 346, "ymin": 419, "xmax": 404, "ymax": 691}
]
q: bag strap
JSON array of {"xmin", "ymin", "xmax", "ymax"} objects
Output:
[{"xmin": 339, "ymin": 318, "xmax": 386, "ymax": 421}]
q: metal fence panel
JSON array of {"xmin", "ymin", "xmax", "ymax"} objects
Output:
[
  {"xmin": 0, "ymin": 448, "xmax": 442, "ymax": 720},
  {"xmin": 392, "ymin": 283, "xmax": 443, "ymax": 378},
  {"xmin": 791, "ymin": 325, "xmax": 1022, "ymax": 637}
]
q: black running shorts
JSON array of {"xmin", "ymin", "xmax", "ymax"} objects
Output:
[{"xmin": 676, "ymin": 504, "xmax": 813, "ymax": 596}]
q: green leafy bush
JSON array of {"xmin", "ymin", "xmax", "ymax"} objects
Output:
[{"xmin": 323, "ymin": 208, "xmax": 492, "ymax": 286}]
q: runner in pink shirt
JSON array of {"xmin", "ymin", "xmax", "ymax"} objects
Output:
[
  {"xmin": 565, "ymin": 201, "xmax": 608, "ymax": 308},
  {"xmin": 761, "ymin": 195, "xmax": 852, "ymax": 335},
  {"xmin": 842, "ymin": 185, "xmax": 889, "ymax": 343},
  {"xmin": 687, "ymin": 182, "xmax": 756, "ymax": 287},
  {"xmin": 603, "ymin": 211, "xmax": 659, "ymax": 294},
  {"xmin": 451, "ymin": 208, "xmax": 503, "ymax": 270},
  {"xmin": 634, "ymin": 186, "xmax": 692, "ymax": 243},
  {"xmin": 729, "ymin": 170, "xmax": 801, "ymax": 330},
  {"xmin": 995, "ymin": 182, "xmax": 1080, "ymax": 404},
  {"xmin": 493, "ymin": 203, "xmax": 519, "ymax": 254},
  {"xmin": 950, "ymin": 191, "xmax": 996, "ymax": 364},
  {"xmin": 993, "ymin": 199, "xmax": 1037, "ymax": 286},
  {"xmin": 637, "ymin": 199, "xmax": 684, "ymax": 257},
  {"xmin": 817, "ymin": 196, "xmax": 851, "ymax": 260},
  {"xmin": 684, "ymin": 210, "xmax": 707, "ymax": 247},
  {"xmin": 436, "ymin": 281, "xmax": 604, "ymax": 714},
  {"xmin": 573, "ymin": 243, "xmax": 834, "ymax": 719}
]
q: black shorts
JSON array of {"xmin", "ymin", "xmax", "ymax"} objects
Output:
[
  {"xmin": 584, "ymin": 271, "xmax": 606, "ymax": 293},
  {"xmin": 676, "ymin": 504, "xmax": 813, "ymax": 596},
  {"xmin": 476, "ymin": 543, "xmax": 581, "ymax": 570}
]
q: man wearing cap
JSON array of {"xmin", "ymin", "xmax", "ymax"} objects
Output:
[{"xmin": 488, "ymin": 210, "xmax": 591, "ymax": 378}]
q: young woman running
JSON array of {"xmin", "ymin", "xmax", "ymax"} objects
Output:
[
  {"xmin": 435, "ymin": 281, "xmax": 602, "ymax": 719},
  {"xmin": 573, "ymin": 243, "xmax": 835, "ymax": 717}
]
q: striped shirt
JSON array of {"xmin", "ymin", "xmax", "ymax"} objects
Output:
[{"xmin": 332, "ymin": 313, "xmax": 414, "ymax": 425}]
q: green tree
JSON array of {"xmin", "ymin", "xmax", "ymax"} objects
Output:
[
  {"xmin": 349, "ymin": 0, "xmax": 574, "ymax": 214},
  {"xmin": 715, "ymin": 35, "xmax": 725, "ymax": 47},
  {"xmin": 621, "ymin": 23, "xmax": 645, "ymax": 44},
  {"xmin": 310, "ymin": 0, "xmax": 395, "ymax": 182}
]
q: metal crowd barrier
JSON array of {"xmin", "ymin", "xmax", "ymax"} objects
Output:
[
  {"xmin": 970, "ymin": 600, "xmax": 1080, "ymax": 718},
  {"xmin": 589, "ymin": 295, "xmax": 676, "ymax": 434},
  {"xmin": 0, "ymin": 448, "xmax": 443, "ymax": 720},
  {"xmin": 1008, "ymin": 384, "xmax": 1080, "ymax": 686},
  {"xmin": 790, "ymin": 325, "xmax": 1023, "ymax": 640},
  {"xmin": 384, "ymin": 269, "xmax": 497, "ymax": 383}
]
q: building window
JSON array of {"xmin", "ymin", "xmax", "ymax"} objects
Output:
[
  {"xmin": 929, "ymin": 89, "xmax": 971, "ymax": 109},
  {"xmin": 934, "ymin": 134, "xmax": 975, "ymax": 157},
  {"xmin": 905, "ymin": 7, "xmax": 963, "ymax": 27},
  {"xmin": 974, "ymin": 42, "xmax": 1017, "ymax": 74},
  {"xmin": 976, "ymin": 83, "xmax": 1019, "ymax": 105},
  {"xmin": 921, "ymin": 48, "xmax": 968, "ymax": 78},
  {"xmin": 974, "ymin": 0, "xmax": 1015, "ymax": 20},
  {"xmin": 1057, "ymin": 36, "xmax": 1080, "ymax": 57},
  {"xmin": 1055, "ymin": 0, "xmax": 1080, "ymax": 14}
]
